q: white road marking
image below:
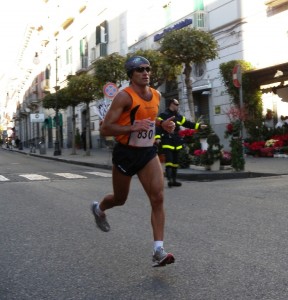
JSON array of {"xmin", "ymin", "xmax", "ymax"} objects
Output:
[
  {"xmin": 85, "ymin": 171, "xmax": 112, "ymax": 178},
  {"xmin": 54, "ymin": 173, "xmax": 87, "ymax": 179},
  {"xmin": 0, "ymin": 171, "xmax": 112, "ymax": 182},
  {"xmin": 19, "ymin": 174, "xmax": 50, "ymax": 181},
  {"xmin": 0, "ymin": 175, "xmax": 10, "ymax": 181}
]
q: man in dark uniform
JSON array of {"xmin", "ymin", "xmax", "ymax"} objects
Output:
[{"xmin": 156, "ymin": 99, "xmax": 205, "ymax": 187}]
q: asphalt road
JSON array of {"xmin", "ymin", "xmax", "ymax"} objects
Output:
[{"xmin": 1, "ymin": 151, "xmax": 288, "ymax": 299}]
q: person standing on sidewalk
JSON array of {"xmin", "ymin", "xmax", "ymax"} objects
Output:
[
  {"xmin": 81, "ymin": 128, "xmax": 86, "ymax": 151},
  {"xmin": 155, "ymin": 99, "xmax": 206, "ymax": 187},
  {"xmin": 91, "ymin": 55, "xmax": 176, "ymax": 267}
]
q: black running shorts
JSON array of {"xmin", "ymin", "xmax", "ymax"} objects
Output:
[{"xmin": 112, "ymin": 143, "xmax": 158, "ymax": 176}]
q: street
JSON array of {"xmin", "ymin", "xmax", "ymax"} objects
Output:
[{"xmin": 1, "ymin": 150, "xmax": 288, "ymax": 299}]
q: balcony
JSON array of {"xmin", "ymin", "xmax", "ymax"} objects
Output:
[
  {"xmin": 41, "ymin": 79, "xmax": 50, "ymax": 92},
  {"xmin": 265, "ymin": 0, "xmax": 288, "ymax": 7}
]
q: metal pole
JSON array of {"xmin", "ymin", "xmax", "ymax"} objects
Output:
[
  {"xmin": 238, "ymin": 66, "xmax": 245, "ymax": 166},
  {"xmin": 239, "ymin": 76, "xmax": 244, "ymax": 139},
  {"xmin": 54, "ymin": 39, "xmax": 61, "ymax": 156}
]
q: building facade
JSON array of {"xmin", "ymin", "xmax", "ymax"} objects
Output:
[{"xmin": 3, "ymin": 0, "xmax": 288, "ymax": 150}]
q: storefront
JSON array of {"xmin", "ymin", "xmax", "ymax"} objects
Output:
[{"xmin": 246, "ymin": 62, "xmax": 288, "ymax": 122}]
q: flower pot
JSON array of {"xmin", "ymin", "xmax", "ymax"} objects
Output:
[
  {"xmin": 210, "ymin": 159, "xmax": 220, "ymax": 171},
  {"xmin": 200, "ymin": 138, "xmax": 208, "ymax": 150}
]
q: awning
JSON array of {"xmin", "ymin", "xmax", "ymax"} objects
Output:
[
  {"xmin": 192, "ymin": 83, "xmax": 211, "ymax": 92},
  {"xmin": 192, "ymin": 79, "xmax": 211, "ymax": 92},
  {"xmin": 245, "ymin": 62, "xmax": 288, "ymax": 87},
  {"xmin": 277, "ymin": 86, "xmax": 288, "ymax": 102}
]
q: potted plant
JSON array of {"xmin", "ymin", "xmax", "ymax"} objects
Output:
[
  {"xmin": 260, "ymin": 147, "xmax": 274, "ymax": 157},
  {"xmin": 200, "ymin": 133, "xmax": 223, "ymax": 170},
  {"xmin": 178, "ymin": 147, "xmax": 192, "ymax": 169},
  {"xmin": 223, "ymin": 106, "xmax": 245, "ymax": 171},
  {"xmin": 220, "ymin": 151, "xmax": 232, "ymax": 166},
  {"xmin": 195, "ymin": 124, "xmax": 212, "ymax": 150}
]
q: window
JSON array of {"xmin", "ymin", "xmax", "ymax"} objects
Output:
[
  {"xmin": 192, "ymin": 62, "xmax": 206, "ymax": 80},
  {"xmin": 96, "ymin": 20, "xmax": 108, "ymax": 45},
  {"xmin": 96, "ymin": 20, "xmax": 108, "ymax": 57},
  {"xmin": 66, "ymin": 47, "xmax": 72, "ymax": 65},
  {"xmin": 90, "ymin": 47, "xmax": 96, "ymax": 62},
  {"xmin": 192, "ymin": 11, "xmax": 208, "ymax": 30},
  {"xmin": 80, "ymin": 37, "xmax": 88, "ymax": 68}
]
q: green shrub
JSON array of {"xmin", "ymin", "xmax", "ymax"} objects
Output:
[{"xmin": 178, "ymin": 148, "xmax": 192, "ymax": 169}]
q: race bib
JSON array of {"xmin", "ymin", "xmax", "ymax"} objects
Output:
[{"xmin": 128, "ymin": 120, "xmax": 155, "ymax": 147}]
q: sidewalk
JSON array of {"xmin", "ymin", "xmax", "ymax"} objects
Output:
[{"xmin": 2, "ymin": 145, "xmax": 288, "ymax": 181}]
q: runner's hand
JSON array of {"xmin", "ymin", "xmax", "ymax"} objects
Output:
[{"xmin": 130, "ymin": 118, "xmax": 152, "ymax": 132}]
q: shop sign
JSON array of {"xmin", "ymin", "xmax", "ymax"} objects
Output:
[
  {"xmin": 154, "ymin": 18, "xmax": 193, "ymax": 42},
  {"xmin": 30, "ymin": 113, "xmax": 45, "ymax": 123}
]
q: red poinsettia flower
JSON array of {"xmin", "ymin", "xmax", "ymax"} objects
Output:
[
  {"xmin": 271, "ymin": 134, "xmax": 288, "ymax": 146},
  {"xmin": 226, "ymin": 123, "xmax": 233, "ymax": 133},
  {"xmin": 194, "ymin": 149, "xmax": 206, "ymax": 156},
  {"xmin": 249, "ymin": 141, "xmax": 265, "ymax": 151},
  {"xmin": 178, "ymin": 129, "xmax": 197, "ymax": 138},
  {"xmin": 274, "ymin": 140, "xmax": 284, "ymax": 147}
]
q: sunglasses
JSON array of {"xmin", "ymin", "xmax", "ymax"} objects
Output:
[
  {"xmin": 134, "ymin": 66, "xmax": 151, "ymax": 73},
  {"xmin": 173, "ymin": 102, "xmax": 179, "ymax": 106}
]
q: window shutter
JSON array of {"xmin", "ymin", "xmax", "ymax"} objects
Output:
[
  {"xmin": 194, "ymin": 0, "xmax": 204, "ymax": 10},
  {"xmin": 80, "ymin": 39, "xmax": 84, "ymax": 56},
  {"xmin": 96, "ymin": 26, "xmax": 101, "ymax": 45}
]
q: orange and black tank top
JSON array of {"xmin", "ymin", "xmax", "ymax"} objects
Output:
[{"xmin": 115, "ymin": 86, "xmax": 160, "ymax": 146}]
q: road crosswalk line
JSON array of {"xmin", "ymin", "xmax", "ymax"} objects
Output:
[
  {"xmin": 54, "ymin": 173, "xmax": 87, "ymax": 179},
  {"xmin": 0, "ymin": 171, "xmax": 112, "ymax": 182},
  {"xmin": 85, "ymin": 171, "xmax": 112, "ymax": 177},
  {"xmin": 0, "ymin": 175, "xmax": 10, "ymax": 181},
  {"xmin": 19, "ymin": 174, "xmax": 50, "ymax": 181}
]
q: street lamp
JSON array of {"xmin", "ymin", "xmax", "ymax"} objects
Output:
[{"xmin": 54, "ymin": 40, "xmax": 61, "ymax": 156}]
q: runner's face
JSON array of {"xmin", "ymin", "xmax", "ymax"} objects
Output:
[{"xmin": 131, "ymin": 64, "xmax": 151, "ymax": 86}]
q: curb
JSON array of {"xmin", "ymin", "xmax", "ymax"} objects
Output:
[{"xmin": 177, "ymin": 170, "xmax": 279, "ymax": 181}]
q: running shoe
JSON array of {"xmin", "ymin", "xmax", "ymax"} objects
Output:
[
  {"xmin": 152, "ymin": 246, "xmax": 175, "ymax": 267},
  {"xmin": 91, "ymin": 201, "xmax": 110, "ymax": 232}
]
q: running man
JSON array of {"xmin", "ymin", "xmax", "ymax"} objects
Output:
[{"xmin": 91, "ymin": 56, "xmax": 175, "ymax": 267}]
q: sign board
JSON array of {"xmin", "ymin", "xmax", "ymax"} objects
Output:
[
  {"xmin": 30, "ymin": 113, "xmax": 45, "ymax": 123},
  {"xmin": 94, "ymin": 99, "xmax": 112, "ymax": 120},
  {"xmin": 103, "ymin": 82, "xmax": 118, "ymax": 99},
  {"xmin": 154, "ymin": 18, "xmax": 192, "ymax": 41},
  {"xmin": 214, "ymin": 105, "xmax": 221, "ymax": 115},
  {"xmin": 232, "ymin": 65, "xmax": 242, "ymax": 88},
  {"xmin": 7, "ymin": 129, "xmax": 13, "ymax": 137}
]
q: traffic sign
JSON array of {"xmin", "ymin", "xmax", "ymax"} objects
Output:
[
  {"xmin": 103, "ymin": 82, "xmax": 118, "ymax": 98},
  {"xmin": 232, "ymin": 65, "xmax": 242, "ymax": 88},
  {"xmin": 30, "ymin": 113, "xmax": 45, "ymax": 123}
]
